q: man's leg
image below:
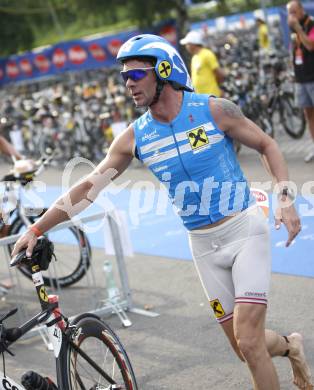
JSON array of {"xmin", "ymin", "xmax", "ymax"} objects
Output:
[
  {"xmin": 265, "ymin": 329, "xmax": 313, "ymax": 389},
  {"xmin": 304, "ymin": 107, "xmax": 314, "ymax": 139},
  {"xmin": 221, "ymin": 307, "xmax": 313, "ymax": 389},
  {"xmin": 234, "ymin": 303, "xmax": 279, "ymax": 390}
]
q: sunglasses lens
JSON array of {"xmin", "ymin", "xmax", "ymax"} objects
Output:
[{"xmin": 121, "ymin": 69, "xmax": 148, "ymax": 82}]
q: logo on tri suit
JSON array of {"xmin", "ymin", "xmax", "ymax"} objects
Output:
[
  {"xmin": 141, "ymin": 129, "xmax": 159, "ymax": 142},
  {"xmin": 210, "ymin": 298, "xmax": 225, "ymax": 318},
  {"xmin": 187, "ymin": 126, "xmax": 209, "ymax": 150}
]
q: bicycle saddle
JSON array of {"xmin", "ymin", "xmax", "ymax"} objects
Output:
[{"xmin": 10, "ymin": 236, "xmax": 55, "ymax": 270}]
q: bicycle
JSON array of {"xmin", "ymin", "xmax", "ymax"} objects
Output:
[
  {"xmin": 0, "ymin": 153, "xmax": 91, "ymax": 288},
  {"xmin": 260, "ymin": 58, "xmax": 306, "ymax": 140},
  {"xmin": 222, "ymin": 57, "xmax": 306, "ymax": 141},
  {"xmin": 0, "ymin": 236, "xmax": 137, "ymax": 389}
]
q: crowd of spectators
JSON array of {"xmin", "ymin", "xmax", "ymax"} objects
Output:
[{"xmin": 0, "ymin": 67, "xmax": 139, "ymax": 164}]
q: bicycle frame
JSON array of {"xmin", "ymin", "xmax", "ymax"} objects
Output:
[
  {"xmin": 0, "ymin": 264, "xmax": 62, "ymax": 389},
  {"xmin": 0, "ymin": 254, "xmax": 119, "ymax": 389},
  {"xmin": 1, "ymin": 160, "xmax": 93, "ymax": 291},
  {"xmin": 5, "ymin": 184, "xmax": 44, "ymax": 228}
]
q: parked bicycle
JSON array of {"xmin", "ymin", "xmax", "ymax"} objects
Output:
[
  {"xmin": 0, "ymin": 153, "xmax": 91, "ymax": 288},
  {"xmin": 0, "ymin": 236, "xmax": 137, "ymax": 389},
  {"xmin": 262, "ymin": 59, "xmax": 306, "ymax": 139}
]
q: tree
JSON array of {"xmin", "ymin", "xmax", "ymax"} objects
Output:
[{"xmin": 0, "ymin": 3, "xmax": 34, "ymax": 56}]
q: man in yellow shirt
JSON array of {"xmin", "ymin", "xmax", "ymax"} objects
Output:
[
  {"xmin": 256, "ymin": 17, "xmax": 270, "ymax": 51},
  {"xmin": 180, "ymin": 30, "xmax": 224, "ymax": 96}
]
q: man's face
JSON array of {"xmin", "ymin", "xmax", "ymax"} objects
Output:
[
  {"xmin": 184, "ymin": 43, "xmax": 198, "ymax": 55},
  {"xmin": 122, "ymin": 59, "xmax": 156, "ymax": 108},
  {"xmin": 287, "ymin": 1, "xmax": 304, "ymax": 21}
]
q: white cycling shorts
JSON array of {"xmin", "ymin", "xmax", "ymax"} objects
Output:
[{"xmin": 188, "ymin": 205, "xmax": 271, "ymax": 324}]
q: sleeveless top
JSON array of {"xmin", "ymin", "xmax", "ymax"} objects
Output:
[
  {"xmin": 133, "ymin": 91, "xmax": 255, "ymax": 230},
  {"xmin": 292, "ymin": 14, "xmax": 314, "ymax": 83}
]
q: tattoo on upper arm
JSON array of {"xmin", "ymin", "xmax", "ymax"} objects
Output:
[{"xmin": 216, "ymin": 98, "xmax": 245, "ymax": 119}]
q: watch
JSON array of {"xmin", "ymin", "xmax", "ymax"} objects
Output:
[{"xmin": 280, "ymin": 187, "xmax": 295, "ymax": 201}]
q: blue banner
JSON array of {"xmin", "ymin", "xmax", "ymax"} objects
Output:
[
  {"xmin": 0, "ymin": 20, "xmax": 178, "ymax": 87},
  {"xmin": 0, "ymin": 30, "xmax": 139, "ymax": 87}
]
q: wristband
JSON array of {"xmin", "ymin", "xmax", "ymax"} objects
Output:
[{"xmin": 29, "ymin": 225, "xmax": 43, "ymax": 237}]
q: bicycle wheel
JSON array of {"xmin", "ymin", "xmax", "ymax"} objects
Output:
[
  {"xmin": 8, "ymin": 210, "xmax": 91, "ymax": 288},
  {"xmin": 57, "ymin": 313, "xmax": 138, "ymax": 390},
  {"xmin": 279, "ymin": 94, "xmax": 306, "ymax": 139},
  {"xmin": 256, "ymin": 112, "xmax": 274, "ymax": 138}
]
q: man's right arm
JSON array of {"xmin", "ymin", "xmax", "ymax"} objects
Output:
[{"xmin": 11, "ymin": 125, "xmax": 135, "ymax": 256}]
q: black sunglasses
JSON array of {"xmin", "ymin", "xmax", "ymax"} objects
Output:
[{"xmin": 120, "ymin": 67, "xmax": 155, "ymax": 82}]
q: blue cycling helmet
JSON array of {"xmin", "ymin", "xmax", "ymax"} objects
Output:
[{"xmin": 117, "ymin": 34, "xmax": 193, "ymax": 92}]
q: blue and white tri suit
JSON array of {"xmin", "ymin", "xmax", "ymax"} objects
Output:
[{"xmin": 132, "ymin": 91, "xmax": 271, "ymax": 323}]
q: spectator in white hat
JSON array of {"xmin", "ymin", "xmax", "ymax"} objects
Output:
[{"xmin": 180, "ymin": 30, "xmax": 224, "ymax": 96}]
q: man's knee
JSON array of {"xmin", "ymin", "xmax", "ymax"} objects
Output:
[
  {"xmin": 236, "ymin": 335, "xmax": 267, "ymax": 365},
  {"xmin": 233, "ymin": 304, "xmax": 268, "ymax": 364}
]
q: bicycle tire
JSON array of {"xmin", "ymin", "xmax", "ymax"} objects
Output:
[
  {"xmin": 279, "ymin": 94, "xmax": 306, "ymax": 139},
  {"xmin": 7, "ymin": 210, "xmax": 91, "ymax": 288},
  {"xmin": 57, "ymin": 313, "xmax": 138, "ymax": 390},
  {"xmin": 256, "ymin": 113, "xmax": 274, "ymax": 138}
]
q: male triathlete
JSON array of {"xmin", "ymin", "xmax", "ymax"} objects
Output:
[{"xmin": 12, "ymin": 35, "xmax": 312, "ymax": 389}]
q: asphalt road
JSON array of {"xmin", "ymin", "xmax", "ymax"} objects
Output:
[{"xmin": 0, "ymin": 130, "xmax": 313, "ymax": 389}]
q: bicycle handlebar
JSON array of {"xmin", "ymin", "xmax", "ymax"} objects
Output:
[
  {"xmin": 1, "ymin": 150, "xmax": 55, "ymax": 184},
  {"xmin": 10, "ymin": 236, "xmax": 54, "ymax": 271}
]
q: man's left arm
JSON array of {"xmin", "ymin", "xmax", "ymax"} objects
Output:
[{"xmin": 210, "ymin": 97, "xmax": 301, "ymax": 247}]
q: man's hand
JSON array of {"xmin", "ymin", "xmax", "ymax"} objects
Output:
[
  {"xmin": 274, "ymin": 201, "xmax": 301, "ymax": 247},
  {"xmin": 11, "ymin": 230, "xmax": 38, "ymax": 258},
  {"xmin": 288, "ymin": 15, "xmax": 301, "ymax": 31}
]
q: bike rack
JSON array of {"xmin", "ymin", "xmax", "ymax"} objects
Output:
[{"xmin": 0, "ymin": 211, "xmax": 159, "ymax": 349}]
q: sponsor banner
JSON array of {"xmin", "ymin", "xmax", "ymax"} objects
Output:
[
  {"xmin": 0, "ymin": 20, "xmax": 177, "ymax": 86},
  {"xmin": 0, "ymin": 30, "xmax": 139, "ymax": 86}
]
